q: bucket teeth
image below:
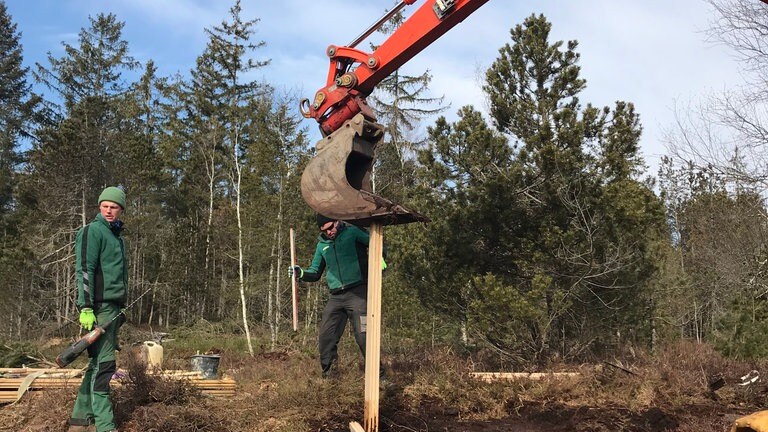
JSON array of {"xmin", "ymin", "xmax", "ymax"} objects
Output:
[{"xmin": 300, "ymin": 113, "xmax": 428, "ymax": 226}]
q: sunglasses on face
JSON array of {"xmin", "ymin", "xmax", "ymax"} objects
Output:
[{"xmin": 320, "ymin": 222, "xmax": 337, "ymax": 232}]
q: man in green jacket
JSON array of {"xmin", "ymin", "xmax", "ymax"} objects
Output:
[
  {"xmin": 68, "ymin": 187, "xmax": 127, "ymax": 432},
  {"xmin": 290, "ymin": 214, "xmax": 384, "ymax": 380}
]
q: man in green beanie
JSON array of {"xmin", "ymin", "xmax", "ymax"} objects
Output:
[{"xmin": 68, "ymin": 186, "xmax": 127, "ymax": 432}]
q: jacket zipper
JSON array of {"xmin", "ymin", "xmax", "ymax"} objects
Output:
[{"xmin": 333, "ymin": 240, "xmax": 345, "ymax": 287}]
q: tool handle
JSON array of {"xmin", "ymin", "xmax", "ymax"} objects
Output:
[
  {"xmin": 290, "ymin": 228, "xmax": 298, "ymax": 332},
  {"xmin": 290, "ymin": 228, "xmax": 299, "ymax": 331},
  {"xmin": 55, "ymin": 326, "xmax": 105, "ymax": 368}
]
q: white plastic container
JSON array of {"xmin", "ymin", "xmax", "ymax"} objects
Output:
[{"xmin": 141, "ymin": 341, "xmax": 163, "ymax": 368}]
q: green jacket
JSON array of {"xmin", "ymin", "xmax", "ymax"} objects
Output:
[
  {"xmin": 300, "ymin": 222, "xmax": 369, "ymax": 292},
  {"xmin": 76, "ymin": 213, "xmax": 128, "ymax": 308}
]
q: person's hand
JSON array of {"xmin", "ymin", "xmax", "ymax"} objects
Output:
[
  {"xmin": 288, "ymin": 265, "xmax": 303, "ymax": 279},
  {"xmin": 79, "ymin": 308, "xmax": 96, "ymax": 331},
  {"xmin": 118, "ymin": 308, "xmax": 127, "ymax": 326}
]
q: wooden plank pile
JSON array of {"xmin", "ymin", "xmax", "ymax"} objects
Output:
[
  {"xmin": 152, "ymin": 370, "xmax": 236, "ymax": 398},
  {"xmin": 0, "ymin": 368, "xmax": 81, "ymax": 403},
  {"xmin": 469, "ymin": 371, "xmax": 581, "ymax": 382},
  {"xmin": 0, "ymin": 367, "xmax": 236, "ymax": 403}
]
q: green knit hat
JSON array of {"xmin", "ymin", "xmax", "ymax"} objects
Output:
[{"xmin": 98, "ymin": 186, "xmax": 126, "ymax": 209}]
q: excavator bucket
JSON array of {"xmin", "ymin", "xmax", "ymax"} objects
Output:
[{"xmin": 301, "ymin": 113, "xmax": 428, "ymax": 226}]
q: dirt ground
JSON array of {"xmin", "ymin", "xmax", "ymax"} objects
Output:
[
  {"xmin": 0, "ymin": 376, "xmax": 755, "ymax": 432},
  {"xmin": 313, "ymin": 395, "xmax": 742, "ymax": 432},
  {"xmin": 1, "ymin": 340, "xmax": 763, "ymax": 431}
]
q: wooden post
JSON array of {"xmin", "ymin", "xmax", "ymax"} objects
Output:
[
  {"xmin": 290, "ymin": 228, "xmax": 298, "ymax": 332},
  {"xmin": 350, "ymin": 222, "xmax": 384, "ymax": 432}
]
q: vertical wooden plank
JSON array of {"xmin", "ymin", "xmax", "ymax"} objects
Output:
[
  {"xmin": 290, "ymin": 228, "xmax": 298, "ymax": 332},
  {"xmin": 363, "ymin": 223, "xmax": 383, "ymax": 432}
]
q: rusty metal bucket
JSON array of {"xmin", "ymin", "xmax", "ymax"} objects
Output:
[{"xmin": 300, "ymin": 113, "xmax": 427, "ymax": 226}]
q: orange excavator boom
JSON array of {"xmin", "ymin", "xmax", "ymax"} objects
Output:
[
  {"xmin": 301, "ymin": 0, "xmax": 490, "ymax": 135},
  {"xmin": 300, "ymin": 0, "xmax": 490, "ymax": 225}
]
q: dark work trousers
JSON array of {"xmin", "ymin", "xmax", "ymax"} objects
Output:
[
  {"xmin": 318, "ymin": 284, "xmax": 384, "ymax": 378},
  {"xmin": 70, "ymin": 302, "xmax": 122, "ymax": 432}
]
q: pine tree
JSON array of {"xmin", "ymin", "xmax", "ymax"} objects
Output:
[
  {"xmin": 26, "ymin": 13, "xmax": 140, "ymax": 332},
  {"xmin": 241, "ymin": 94, "xmax": 312, "ymax": 346},
  {"xmin": 0, "ymin": 0, "xmax": 35, "ymax": 223},
  {"xmin": 32, "ymin": 12, "xmax": 139, "ymax": 217},
  {"xmin": 113, "ymin": 60, "xmax": 171, "ymax": 324},
  {"xmin": 368, "ymin": 10, "xmax": 447, "ymax": 203},
  {"xmin": 0, "ymin": 0, "xmax": 42, "ymax": 337},
  {"xmin": 365, "ymin": 9, "xmax": 455, "ymax": 340},
  {"xmin": 402, "ymin": 15, "xmax": 668, "ymax": 363},
  {"xmin": 181, "ymin": 0, "xmax": 270, "ymax": 354},
  {"xmin": 405, "ymin": 106, "xmax": 512, "ymax": 342},
  {"xmin": 0, "ymin": 1, "xmax": 38, "ymax": 214}
]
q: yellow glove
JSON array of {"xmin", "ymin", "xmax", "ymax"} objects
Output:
[{"xmin": 79, "ymin": 308, "xmax": 96, "ymax": 331}]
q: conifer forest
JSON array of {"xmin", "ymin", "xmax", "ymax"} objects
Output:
[{"xmin": 2, "ymin": 0, "xmax": 768, "ymax": 366}]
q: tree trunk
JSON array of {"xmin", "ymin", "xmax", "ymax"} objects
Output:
[
  {"xmin": 232, "ymin": 125, "xmax": 254, "ymax": 356},
  {"xmin": 275, "ymin": 183, "xmax": 285, "ymax": 340},
  {"xmin": 203, "ymin": 132, "xmax": 218, "ymax": 294}
]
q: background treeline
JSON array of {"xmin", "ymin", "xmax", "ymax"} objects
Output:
[{"xmin": 1, "ymin": 0, "xmax": 767, "ymax": 366}]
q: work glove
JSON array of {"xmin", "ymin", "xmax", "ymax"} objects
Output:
[
  {"xmin": 79, "ymin": 308, "xmax": 96, "ymax": 331},
  {"xmin": 288, "ymin": 265, "xmax": 303, "ymax": 279}
]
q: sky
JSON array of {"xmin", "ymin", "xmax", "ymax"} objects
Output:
[{"xmin": 5, "ymin": 0, "xmax": 744, "ymax": 176}]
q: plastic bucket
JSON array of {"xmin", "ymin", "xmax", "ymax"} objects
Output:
[{"xmin": 190, "ymin": 354, "xmax": 220, "ymax": 379}]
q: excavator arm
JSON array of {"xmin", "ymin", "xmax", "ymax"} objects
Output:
[
  {"xmin": 300, "ymin": 0, "xmax": 490, "ymax": 225},
  {"xmin": 301, "ymin": 0, "xmax": 490, "ymax": 135}
]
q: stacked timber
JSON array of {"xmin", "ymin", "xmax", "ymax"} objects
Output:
[
  {"xmin": 151, "ymin": 370, "xmax": 236, "ymax": 398},
  {"xmin": 0, "ymin": 368, "xmax": 81, "ymax": 403},
  {"xmin": 0, "ymin": 368, "xmax": 236, "ymax": 403}
]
